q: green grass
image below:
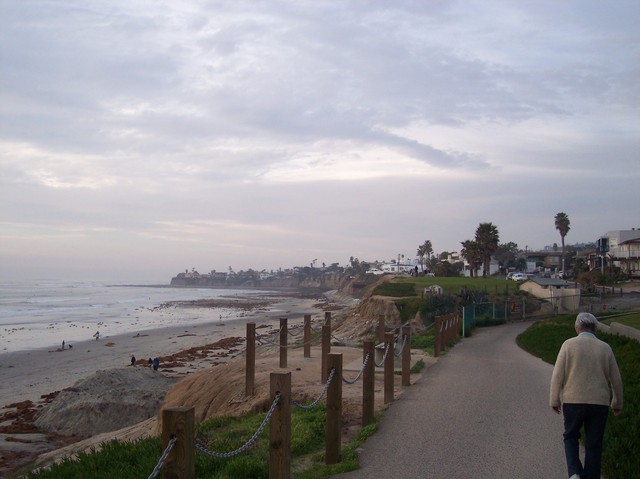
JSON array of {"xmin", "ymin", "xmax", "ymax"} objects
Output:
[
  {"xmin": 396, "ymin": 276, "xmax": 520, "ymax": 296},
  {"xmin": 20, "ymin": 404, "xmax": 381, "ymax": 479},
  {"xmin": 517, "ymin": 316, "xmax": 640, "ymax": 479},
  {"xmin": 599, "ymin": 312, "xmax": 640, "ymax": 329}
]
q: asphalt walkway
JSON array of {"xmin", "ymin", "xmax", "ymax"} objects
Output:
[{"xmin": 332, "ymin": 321, "xmax": 568, "ymax": 479}]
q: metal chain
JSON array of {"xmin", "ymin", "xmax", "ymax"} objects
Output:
[
  {"xmin": 147, "ymin": 435, "xmax": 177, "ymax": 479},
  {"xmin": 374, "ymin": 342, "xmax": 391, "ymax": 367},
  {"xmin": 196, "ymin": 392, "xmax": 281, "ymax": 459},
  {"xmin": 292, "ymin": 368, "xmax": 335, "ymax": 410},
  {"xmin": 342, "ymin": 352, "xmax": 370, "ymax": 385},
  {"xmin": 394, "ymin": 335, "xmax": 407, "ymax": 357}
]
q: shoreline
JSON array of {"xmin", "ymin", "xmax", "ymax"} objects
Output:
[{"xmin": 0, "ymin": 294, "xmax": 331, "ymax": 408}]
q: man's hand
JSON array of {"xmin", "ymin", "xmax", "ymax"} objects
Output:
[
  {"xmin": 613, "ymin": 409, "xmax": 622, "ymax": 416},
  {"xmin": 552, "ymin": 406, "xmax": 561, "ymax": 414}
]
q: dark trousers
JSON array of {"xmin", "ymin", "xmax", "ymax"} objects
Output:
[{"xmin": 562, "ymin": 403, "xmax": 609, "ymax": 479}]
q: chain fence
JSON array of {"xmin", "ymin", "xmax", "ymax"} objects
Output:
[
  {"xmin": 292, "ymin": 368, "xmax": 336, "ymax": 410},
  {"xmin": 146, "ymin": 315, "xmax": 406, "ymax": 478},
  {"xmin": 342, "ymin": 352, "xmax": 370, "ymax": 385},
  {"xmin": 147, "ymin": 435, "xmax": 177, "ymax": 479},
  {"xmin": 195, "ymin": 391, "xmax": 281, "ymax": 460},
  {"xmin": 374, "ymin": 342, "xmax": 391, "ymax": 367}
]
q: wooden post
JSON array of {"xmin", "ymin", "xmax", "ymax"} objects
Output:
[
  {"xmin": 246, "ymin": 322, "xmax": 255, "ymax": 396},
  {"xmin": 303, "ymin": 314, "xmax": 311, "ymax": 358},
  {"xmin": 324, "ymin": 311, "xmax": 332, "ymax": 329},
  {"xmin": 270, "ymin": 372, "xmax": 291, "ymax": 479},
  {"xmin": 362, "ymin": 340, "xmax": 375, "ymax": 427},
  {"xmin": 434, "ymin": 316, "xmax": 442, "ymax": 357},
  {"xmin": 280, "ymin": 317, "xmax": 287, "ymax": 369},
  {"xmin": 377, "ymin": 315, "xmax": 385, "ymax": 344},
  {"xmin": 321, "ymin": 324, "xmax": 331, "ymax": 383},
  {"xmin": 326, "ymin": 353, "xmax": 343, "ymax": 465},
  {"xmin": 384, "ymin": 331, "xmax": 394, "ymax": 404},
  {"xmin": 161, "ymin": 407, "xmax": 195, "ymax": 479},
  {"xmin": 401, "ymin": 325, "xmax": 411, "ymax": 387}
]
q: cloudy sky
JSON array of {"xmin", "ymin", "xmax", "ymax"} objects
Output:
[{"xmin": 1, "ymin": 1, "xmax": 639, "ymax": 282}]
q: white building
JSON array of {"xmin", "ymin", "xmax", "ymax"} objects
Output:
[{"xmin": 601, "ymin": 229, "xmax": 640, "ymax": 277}]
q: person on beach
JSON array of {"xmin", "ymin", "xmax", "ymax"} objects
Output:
[
  {"xmin": 130, "ymin": 355, "xmax": 136, "ymax": 366},
  {"xmin": 550, "ymin": 312, "xmax": 624, "ymax": 479},
  {"xmin": 94, "ymin": 330, "xmax": 100, "ymax": 341},
  {"xmin": 152, "ymin": 357, "xmax": 159, "ymax": 371},
  {"xmin": 62, "ymin": 340, "xmax": 65, "ymax": 350}
]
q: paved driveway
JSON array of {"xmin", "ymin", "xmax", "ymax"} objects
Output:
[{"xmin": 332, "ymin": 321, "xmax": 568, "ymax": 479}]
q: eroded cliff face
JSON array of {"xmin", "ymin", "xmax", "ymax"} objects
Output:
[{"xmin": 332, "ymin": 275, "xmax": 425, "ymax": 341}]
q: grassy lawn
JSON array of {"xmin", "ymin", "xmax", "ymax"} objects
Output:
[
  {"xmin": 517, "ymin": 316, "xmax": 640, "ymax": 479},
  {"xmin": 394, "ymin": 275, "xmax": 520, "ymax": 295},
  {"xmin": 599, "ymin": 311, "xmax": 640, "ymax": 329}
]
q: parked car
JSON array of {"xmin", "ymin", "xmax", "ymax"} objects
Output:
[{"xmin": 510, "ymin": 273, "xmax": 528, "ymax": 281}]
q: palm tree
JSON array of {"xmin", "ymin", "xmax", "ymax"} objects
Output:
[
  {"xmin": 475, "ymin": 222, "xmax": 500, "ymax": 278},
  {"xmin": 417, "ymin": 240, "xmax": 433, "ymax": 273},
  {"xmin": 460, "ymin": 240, "xmax": 482, "ymax": 278},
  {"xmin": 554, "ymin": 212, "xmax": 571, "ymax": 273}
]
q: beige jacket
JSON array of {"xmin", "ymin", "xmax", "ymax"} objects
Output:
[{"xmin": 549, "ymin": 333, "xmax": 623, "ymax": 409}]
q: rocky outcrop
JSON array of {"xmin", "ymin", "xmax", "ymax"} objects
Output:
[{"xmin": 34, "ymin": 368, "xmax": 177, "ymax": 437}]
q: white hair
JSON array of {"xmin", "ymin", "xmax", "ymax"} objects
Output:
[{"xmin": 575, "ymin": 312, "xmax": 598, "ymax": 332}]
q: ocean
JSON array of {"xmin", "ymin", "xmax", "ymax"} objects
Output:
[{"xmin": 0, "ymin": 280, "xmax": 276, "ymax": 354}]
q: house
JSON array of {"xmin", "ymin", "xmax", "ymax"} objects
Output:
[
  {"xmin": 519, "ymin": 277, "xmax": 580, "ymax": 313},
  {"xmin": 599, "ymin": 229, "xmax": 640, "ymax": 278},
  {"xmin": 461, "ymin": 257, "xmax": 500, "ymax": 277}
]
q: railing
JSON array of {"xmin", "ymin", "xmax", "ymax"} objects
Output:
[
  {"xmin": 147, "ymin": 312, "xmax": 414, "ymax": 479},
  {"xmin": 434, "ymin": 312, "xmax": 461, "ymax": 357}
]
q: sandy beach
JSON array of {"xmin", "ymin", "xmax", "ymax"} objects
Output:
[
  {"xmin": 0, "ymin": 293, "xmax": 330, "ymax": 409},
  {"xmin": 2, "ymin": 288, "xmax": 408, "ymax": 477}
]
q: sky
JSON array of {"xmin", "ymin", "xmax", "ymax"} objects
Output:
[{"xmin": 1, "ymin": 0, "xmax": 639, "ymax": 282}]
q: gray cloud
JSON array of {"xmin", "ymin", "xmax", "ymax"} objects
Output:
[{"xmin": 1, "ymin": 0, "xmax": 639, "ymax": 280}]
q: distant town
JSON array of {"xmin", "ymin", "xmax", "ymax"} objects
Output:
[{"xmin": 171, "ymin": 228, "xmax": 640, "ymax": 287}]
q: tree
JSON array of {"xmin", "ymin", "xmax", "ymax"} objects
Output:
[
  {"xmin": 460, "ymin": 240, "xmax": 482, "ymax": 278},
  {"xmin": 475, "ymin": 222, "xmax": 500, "ymax": 277},
  {"xmin": 493, "ymin": 242, "xmax": 519, "ymax": 273},
  {"xmin": 416, "ymin": 240, "xmax": 433, "ymax": 273},
  {"xmin": 554, "ymin": 212, "xmax": 571, "ymax": 273}
]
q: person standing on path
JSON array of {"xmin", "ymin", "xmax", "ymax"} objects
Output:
[{"xmin": 550, "ymin": 312, "xmax": 623, "ymax": 479}]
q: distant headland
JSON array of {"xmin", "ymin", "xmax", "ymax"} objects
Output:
[{"xmin": 169, "ymin": 267, "xmax": 348, "ymax": 291}]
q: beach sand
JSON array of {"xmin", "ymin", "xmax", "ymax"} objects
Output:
[
  {"xmin": 0, "ymin": 294, "xmax": 329, "ymax": 408},
  {"xmin": 0, "ymin": 291, "xmax": 368, "ymax": 475}
]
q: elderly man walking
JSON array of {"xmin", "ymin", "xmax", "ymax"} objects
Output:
[{"xmin": 550, "ymin": 312, "xmax": 623, "ymax": 479}]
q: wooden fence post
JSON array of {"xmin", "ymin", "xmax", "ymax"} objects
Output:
[
  {"xmin": 303, "ymin": 314, "xmax": 311, "ymax": 358},
  {"xmin": 246, "ymin": 322, "xmax": 255, "ymax": 396},
  {"xmin": 434, "ymin": 316, "xmax": 442, "ymax": 357},
  {"xmin": 384, "ymin": 331, "xmax": 394, "ymax": 404},
  {"xmin": 161, "ymin": 407, "xmax": 195, "ymax": 479},
  {"xmin": 270, "ymin": 372, "xmax": 291, "ymax": 479},
  {"xmin": 321, "ymin": 324, "xmax": 331, "ymax": 383},
  {"xmin": 401, "ymin": 325, "xmax": 411, "ymax": 387},
  {"xmin": 280, "ymin": 317, "xmax": 288, "ymax": 368},
  {"xmin": 326, "ymin": 353, "xmax": 343, "ymax": 465},
  {"xmin": 325, "ymin": 311, "xmax": 332, "ymax": 328},
  {"xmin": 377, "ymin": 315, "xmax": 385, "ymax": 344},
  {"xmin": 362, "ymin": 340, "xmax": 375, "ymax": 427}
]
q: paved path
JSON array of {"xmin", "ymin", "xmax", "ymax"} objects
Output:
[{"xmin": 333, "ymin": 321, "xmax": 568, "ymax": 479}]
